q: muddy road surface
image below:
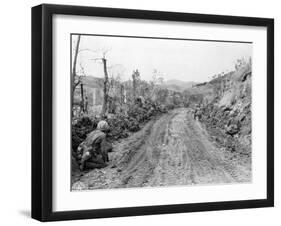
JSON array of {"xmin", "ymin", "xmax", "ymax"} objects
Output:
[{"xmin": 72, "ymin": 108, "xmax": 251, "ymax": 190}]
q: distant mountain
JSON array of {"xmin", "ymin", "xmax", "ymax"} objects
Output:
[
  {"xmin": 77, "ymin": 76, "xmax": 197, "ymax": 98},
  {"xmin": 161, "ymin": 79, "xmax": 197, "ymax": 92}
]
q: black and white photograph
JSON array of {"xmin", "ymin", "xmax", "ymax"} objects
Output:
[{"xmin": 71, "ymin": 34, "xmax": 252, "ymax": 191}]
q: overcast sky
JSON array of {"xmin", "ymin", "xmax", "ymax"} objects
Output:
[{"xmin": 72, "ymin": 34, "xmax": 252, "ymax": 83}]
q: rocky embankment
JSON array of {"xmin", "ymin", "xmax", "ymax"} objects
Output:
[{"xmin": 200, "ymin": 64, "xmax": 252, "ymax": 157}]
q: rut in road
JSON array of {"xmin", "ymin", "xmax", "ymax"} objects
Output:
[{"xmin": 76, "ymin": 108, "xmax": 251, "ymax": 190}]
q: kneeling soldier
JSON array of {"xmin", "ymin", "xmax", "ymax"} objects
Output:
[{"xmin": 78, "ymin": 120, "xmax": 111, "ymax": 171}]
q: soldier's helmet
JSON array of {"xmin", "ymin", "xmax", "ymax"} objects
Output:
[{"xmin": 97, "ymin": 120, "xmax": 110, "ymax": 132}]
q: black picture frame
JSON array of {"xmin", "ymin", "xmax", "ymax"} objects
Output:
[{"xmin": 31, "ymin": 4, "xmax": 274, "ymax": 222}]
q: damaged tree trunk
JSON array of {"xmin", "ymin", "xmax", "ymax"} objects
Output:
[
  {"xmin": 72, "ymin": 35, "xmax": 81, "ymax": 117},
  {"xmin": 132, "ymin": 70, "xmax": 140, "ymax": 101},
  {"xmin": 101, "ymin": 57, "xmax": 109, "ymax": 116},
  {"xmin": 72, "ymin": 36, "xmax": 80, "ymax": 77},
  {"xmin": 80, "ymin": 82, "xmax": 84, "ymax": 112},
  {"xmin": 120, "ymin": 83, "xmax": 125, "ymax": 105}
]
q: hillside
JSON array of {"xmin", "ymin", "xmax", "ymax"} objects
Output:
[
  {"xmin": 161, "ymin": 79, "xmax": 197, "ymax": 92},
  {"xmin": 188, "ymin": 63, "xmax": 252, "ymax": 157}
]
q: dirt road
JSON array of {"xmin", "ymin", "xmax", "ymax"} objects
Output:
[{"xmin": 72, "ymin": 108, "xmax": 251, "ymax": 190}]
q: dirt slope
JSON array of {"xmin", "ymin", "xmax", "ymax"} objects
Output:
[{"xmin": 72, "ymin": 108, "xmax": 251, "ymax": 190}]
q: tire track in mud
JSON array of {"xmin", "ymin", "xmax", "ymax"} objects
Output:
[
  {"xmin": 118, "ymin": 111, "xmax": 178, "ymax": 188},
  {"xmin": 75, "ymin": 108, "xmax": 251, "ymax": 190}
]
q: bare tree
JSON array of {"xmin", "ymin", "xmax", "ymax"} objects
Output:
[
  {"xmin": 90, "ymin": 49, "xmax": 112, "ymax": 116},
  {"xmin": 71, "ymin": 35, "xmax": 82, "ymax": 117},
  {"xmin": 132, "ymin": 69, "xmax": 140, "ymax": 101},
  {"xmin": 120, "ymin": 83, "xmax": 125, "ymax": 105},
  {"xmin": 101, "ymin": 56, "xmax": 109, "ymax": 115},
  {"xmin": 72, "ymin": 35, "xmax": 81, "ymax": 93},
  {"xmin": 77, "ymin": 63, "xmax": 87, "ymax": 113}
]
